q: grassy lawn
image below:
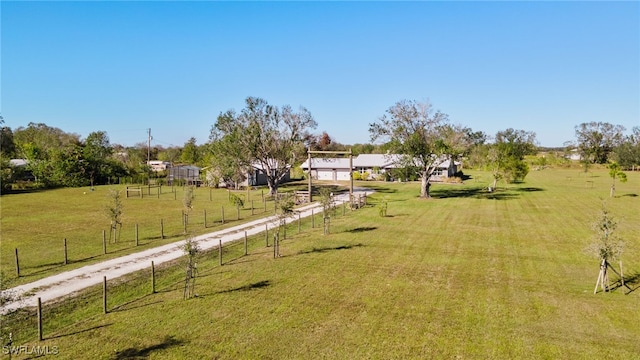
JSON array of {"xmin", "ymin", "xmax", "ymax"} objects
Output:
[
  {"xmin": 0, "ymin": 184, "xmax": 309, "ymax": 287},
  {"xmin": 2, "ymin": 168, "xmax": 639, "ymax": 359}
]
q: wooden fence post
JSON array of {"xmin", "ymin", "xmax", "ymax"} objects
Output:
[
  {"xmin": 64, "ymin": 238, "xmax": 68, "ymax": 265},
  {"xmin": 237, "ymin": 203, "xmax": 240, "ymax": 220},
  {"xmin": 151, "ymin": 261, "xmax": 156, "ymax": 294},
  {"xmin": 264, "ymin": 198, "xmax": 267, "ymax": 213},
  {"xmin": 160, "ymin": 219, "xmax": 164, "ymax": 239},
  {"xmin": 103, "ymin": 276, "xmax": 108, "ymax": 314},
  {"xmin": 244, "ymin": 231, "xmax": 248, "ymax": 256},
  {"xmin": 204, "ymin": 209, "xmax": 207, "ymax": 228},
  {"xmin": 37, "ymin": 297, "xmax": 43, "ymax": 341},
  {"xmin": 102, "ymin": 230, "xmax": 107, "ymax": 254},
  {"xmin": 14, "ymin": 248, "xmax": 20, "ymax": 277},
  {"xmin": 135, "ymin": 224, "xmax": 139, "ymax": 246},
  {"xmin": 265, "ymin": 224, "xmax": 269, "ymax": 247},
  {"xmin": 219, "ymin": 239, "xmax": 223, "ymax": 266}
]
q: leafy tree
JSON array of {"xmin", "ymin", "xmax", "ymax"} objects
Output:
[
  {"xmin": 612, "ymin": 126, "xmax": 640, "ymax": 169},
  {"xmin": 608, "ymin": 162, "xmax": 627, "ymax": 198},
  {"xmin": 83, "ymin": 131, "xmax": 113, "ymax": 187},
  {"xmin": 487, "ymin": 128, "xmax": 537, "ymax": 188},
  {"xmin": 180, "ymin": 137, "xmax": 201, "ymax": 165},
  {"xmin": 574, "ymin": 122, "xmax": 626, "ymax": 164},
  {"xmin": 369, "ymin": 99, "xmax": 470, "ymax": 198},
  {"xmin": 209, "ymin": 97, "xmax": 317, "ymax": 195},
  {"xmin": 0, "ymin": 126, "xmax": 16, "ymax": 159}
]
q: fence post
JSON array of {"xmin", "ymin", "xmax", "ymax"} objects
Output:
[
  {"xmin": 160, "ymin": 219, "xmax": 164, "ymax": 239},
  {"xmin": 64, "ymin": 238, "xmax": 68, "ymax": 265},
  {"xmin": 204, "ymin": 209, "xmax": 207, "ymax": 228},
  {"xmin": 264, "ymin": 198, "xmax": 267, "ymax": 213},
  {"xmin": 219, "ymin": 239, "xmax": 223, "ymax": 266},
  {"xmin": 103, "ymin": 230, "xmax": 107, "ymax": 254},
  {"xmin": 103, "ymin": 276, "xmax": 108, "ymax": 314},
  {"xmin": 135, "ymin": 224, "xmax": 139, "ymax": 246},
  {"xmin": 151, "ymin": 261, "xmax": 156, "ymax": 294},
  {"xmin": 37, "ymin": 297, "xmax": 43, "ymax": 341},
  {"xmin": 237, "ymin": 203, "xmax": 240, "ymax": 220},
  {"xmin": 244, "ymin": 231, "xmax": 248, "ymax": 256},
  {"xmin": 14, "ymin": 248, "xmax": 20, "ymax": 277},
  {"xmin": 265, "ymin": 224, "xmax": 269, "ymax": 247}
]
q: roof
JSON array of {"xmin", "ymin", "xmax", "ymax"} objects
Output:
[
  {"xmin": 300, "ymin": 158, "xmax": 352, "ymax": 170},
  {"xmin": 353, "ymin": 154, "xmax": 402, "ymax": 168},
  {"xmin": 10, "ymin": 159, "xmax": 28, "ymax": 167}
]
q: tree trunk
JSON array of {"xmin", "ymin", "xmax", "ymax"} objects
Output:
[{"xmin": 420, "ymin": 172, "xmax": 431, "ymax": 198}]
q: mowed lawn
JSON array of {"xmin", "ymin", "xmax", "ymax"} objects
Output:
[
  {"xmin": 3, "ymin": 168, "xmax": 640, "ymax": 359},
  {"xmin": 1, "ymin": 184, "xmax": 296, "ymax": 287}
]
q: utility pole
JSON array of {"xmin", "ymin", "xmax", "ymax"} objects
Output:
[{"xmin": 147, "ymin": 128, "xmax": 152, "ymax": 165}]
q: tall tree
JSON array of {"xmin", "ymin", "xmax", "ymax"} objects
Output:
[
  {"xmin": 209, "ymin": 97, "xmax": 317, "ymax": 194},
  {"xmin": 180, "ymin": 137, "xmax": 201, "ymax": 165},
  {"xmin": 369, "ymin": 99, "xmax": 470, "ymax": 198},
  {"xmin": 575, "ymin": 122, "xmax": 626, "ymax": 164},
  {"xmin": 83, "ymin": 131, "xmax": 113, "ymax": 187}
]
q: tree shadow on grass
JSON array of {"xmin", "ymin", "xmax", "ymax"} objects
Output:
[
  {"xmin": 298, "ymin": 243, "xmax": 364, "ymax": 255},
  {"xmin": 216, "ymin": 280, "xmax": 271, "ymax": 294},
  {"xmin": 112, "ymin": 335, "xmax": 184, "ymax": 360},
  {"xmin": 431, "ymin": 186, "xmax": 544, "ymax": 200},
  {"xmin": 110, "ymin": 296, "xmax": 164, "ymax": 313},
  {"xmin": 48, "ymin": 323, "xmax": 113, "ymax": 340},
  {"xmin": 604, "ymin": 271, "xmax": 640, "ymax": 295},
  {"xmin": 346, "ymin": 227, "xmax": 377, "ymax": 233},
  {"xmin": 361, "ymin": 185, "xmax": 397, "ymax": 194}
]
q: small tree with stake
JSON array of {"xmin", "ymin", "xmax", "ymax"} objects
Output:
[
  {"xmin": 183, "ymin": 236, "xmax": 200, "ymax": 300},
  {"xmin": 182, "ymin": 186, "xmax": 195, "ymax": 234},
  {"xmin": 273, "ymin": 198, "xmax": 294, "ymax": 257},
  {"xmin": 105, "ymin": 189, "xmax": 123, "ymax": 243},
  {"xmin": 588, "ymin": 205, "xmax": 630, "ymax": 294},
  {"xmin": 318, "ymin": 187, "xmax": 334, "ymax": 235},
  {"xmin": 608, "ymin": 162, "xmax": 627, "ymax": 198}
]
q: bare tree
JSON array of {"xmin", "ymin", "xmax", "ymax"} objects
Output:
[
  {"xmin": 105, "ymin": 189, "xmax": 123, "ymax": 242},
  {"xmin": 183, "ymin": 236, "xmax": 200, "ymax": 299},
  {"xmin": 182, "ymin": 186, "xmax": 195, "ymax": 233}
]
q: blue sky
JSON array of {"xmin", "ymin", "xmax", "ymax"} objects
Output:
[{"xmin": 2, "ymin": 1, "xmax": 639, "ymax": 148}]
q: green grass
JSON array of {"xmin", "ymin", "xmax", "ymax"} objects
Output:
[
  {"xmin": 0, "ymin": 184, "xmax": 309, "ymax": 287},
  {"xmin": 2, "ymin": 168, "xmax": 640, "ymax": 359}
]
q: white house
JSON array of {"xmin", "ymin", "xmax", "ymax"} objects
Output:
[
  {"xmin": 148, "ymin": 160, "xmax": 171, "ymax": 172},
  {"xmin": 299, "ymin": 158, "xmax": 353, "ymax": 181},
  {"xmin": 300, "ymin": 154, "xmax": 459, "ymax": 181}
]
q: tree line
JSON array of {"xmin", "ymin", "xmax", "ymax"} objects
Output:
[{"xmin": 1, "ymin": 98, "xmax": 638, "ymax": 195}]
